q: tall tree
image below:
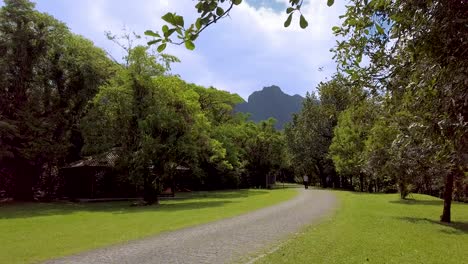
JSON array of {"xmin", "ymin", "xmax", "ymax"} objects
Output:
[
  {"xmin": 0, "ymin": 0, "xmax": 114, "ymax": 200},
  {"xmin": 286, "ymin": 76, "xmax": 351, "ymax": 188},
  {"xmin": 330, "ymin": 99, "xmax": 377, "ymax": 192},
  {"xmin": 82, "ymin": 46, "xmax": 212, "ymax": 204},
  {"xmin": 333, "ymin": 0, "xmax": 468, "ymax": 222}
]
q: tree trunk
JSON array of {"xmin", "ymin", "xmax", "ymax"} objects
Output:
[
  {"xmin": 13, "ymin": 160, "xmax": 36, "ymax": 201},
  {"xmin": 143, "ymin": 174, "xmax": 158, "ymax": 205},
  {"xmin": 317, "ymin": 162, "xmax": 326, "ymax": 188},
  {"xmin": 359, "ymin": 173, "xmax": 364, "ymax": 192},
  {"xmin": 441, "ymin": 171, "xmax": 454, "ymax": 223}
]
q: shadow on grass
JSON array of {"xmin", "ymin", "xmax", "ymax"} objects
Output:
[
  {"xmin": 186, "ymin": 189, "xmax": 268, "ymax": 199},
  {"xmin": 389, "ymin": 199, "xmax": 443, "ymax": 206},
  {"xmin": 271, "ymin": 183, "xmax": 302, "ymax": 189},
  {"xmin": 397, "ymin": 217, "xmax": 468, "ymax": 235},
  {"xmin": 0, "ymin": 188, "xmax": 272, "ymax": 219},
  {"xmin": 0, "ymin": 199, "xmax": 238, "ymax": 219}
]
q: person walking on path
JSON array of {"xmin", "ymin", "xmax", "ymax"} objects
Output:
[{"xmin": 303, "ymin": 175, "xmax": 309, "ymax": 189}]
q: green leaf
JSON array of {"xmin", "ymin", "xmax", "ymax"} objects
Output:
[
  {"xmin": 144, "ymin": 30, "xmax": 160, "ymax": 38},
  {"xmin": 299, "ymin": 15, "xmax": 308, "ymax": 29},
  {"xmin": 166, "ymin": 28, "xmax": 176, "ymax": 38},
  {"xmin": 376, "ymin": 24, "xmax": 384, "ymax": 34},
  {"xmin": 327, "ymin": 0, "xmax": 334, "ymax": 6},
  {"xmin": 284, "ymin": 14, "xmax": 292, "ymax": 28},
  {"xmin": 185, "ymin": 40, "xmax": 195, "ymax": 50},
  {"xmin": 191, "ymin": 33, "xmax": 199, "ymax": 41},
  {"xmin": 162, "ymin": 25, "xmax": 169, "ymax": 34},
  {"xmin": 286, "ymin": 7, "xmax": 294, "ymax": 14},
  {"xmin": 232, "ymin": 0, "xmax": 242, "ymax": 5},
  {"xmin": 147, "ymin": 39, "xmax": 162, "ymax": 46},
  {"xmin": 157, "ymin": 43, "xmax": 167, "ymax": 53},
  {"xmin": 332, "ymin": 26, "xmax": 340, "ymax": 32},
  {"xmin": 195, "ymin": 18, "xmax": 202, "ymax": 30},
  {"xmin": 174, "ymin": 15, "xmax": 184, "ymax": 27},
  {"xmin": 216, "ymin": 7, "xmax": 224, "ymax": 16},
  {"xmin": 161, "ymin": 13, "xmax": 175, "ymax": 24}
]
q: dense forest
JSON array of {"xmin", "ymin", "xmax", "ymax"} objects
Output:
[{"xmin": 1, "ymin": 0, "xmax": 467, "ymax": 224}]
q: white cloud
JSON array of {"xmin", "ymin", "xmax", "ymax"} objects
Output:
[{"xmin": 35, "ymin": 0, "xmax": 345, "ymax": 99}]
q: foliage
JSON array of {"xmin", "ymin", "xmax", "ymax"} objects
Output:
[
  {"xmin": 145, "ymin": 0, "xmax": 337, "ymax": 51},
  {"xmin": 82, "ymin": 46, "xmax": 207, "ymax": 203},
  {"xmin": 331, "ymin": 0, "xmax": 468, "ymax": 222},
  {"xmin": 286, "ymin": 75, "xmax": 351, "ymax": 188},
  {"xmin": 0, "ymin": 0, "xmax": 115, "ymax": 200},
  {"xmin": 330, "ymin": 99, "xmax": 378, "ymax": 191}
]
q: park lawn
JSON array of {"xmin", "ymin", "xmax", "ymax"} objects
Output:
[
  {"xmin": 0, "ymin": 188, "xmax": 297, "ymax": 264},
  {"xmin": 257, "ymin": 191, "xmax": 468, "ymax": 264}
]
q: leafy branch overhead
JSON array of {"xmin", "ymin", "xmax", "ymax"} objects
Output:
[{"xmin": 145, "ymin": 0, "xmax": 335, "ymax": 52}]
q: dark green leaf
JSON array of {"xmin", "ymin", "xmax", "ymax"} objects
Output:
[
  {"xmin": 286, "ymin": 7, "xmax": 294, "ymax": 14},
  {"xmin": 284, "ymin": 14, "xmax": 292, "ymax": 28},
  {"xmin": 157, "ymin": 43, "xmax": 167, "ymax": 52},
  {"xmin": 185, "ymin": 40, "xmax": 195, "ymax": 50},
  {"xmin": 299, "ymin": 15, "xmax": 308, "ymax": 29},
  {"xmin": 147, "ymin": 39, "xmax": 162, "ymax": 46},
  {"xmin": 166, "ymin": 28, "xmax": 176, "ymax": 38},
  {"xmin": 332, "ymin": 26, "xmax": 340, "ymax": 32},
  {"xmin": 232, "ymin": 0, "xmax": 242, "ymax": 5},
  {"xmin": 216, "ymin": 7, "xmax": 224, "ymax": 16},
  {"xmin": 327, "ymin": 0, "xmax": 334, "ymax": 6}
]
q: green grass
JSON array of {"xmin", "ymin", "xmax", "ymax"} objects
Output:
[
  {"xmin": 0, "ymin": 188, "xmax": 297, "ymax": 264},
  {"xmin": 257, "ymin": 191, "xmax": 468, "ymax": 264}
]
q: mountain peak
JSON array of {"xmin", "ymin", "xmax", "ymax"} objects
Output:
[
  {"xmin": 235, "ymin": 85, "xmax": 304, "ymax": 129},
  {"xmin": 262, "ymin": 85, "xmax": 283, "ymax": 93}
]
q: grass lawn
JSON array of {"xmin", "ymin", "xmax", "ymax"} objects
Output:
[
  {"xmin": 257, "ymin": 191, "xmax": 468, "ymax": 264},
  {"xmin": 0, "ymin": 187, "xmax": 297, "ymax": 264}
]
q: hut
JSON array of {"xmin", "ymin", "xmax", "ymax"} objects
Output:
[{"xmin": 60, "ymin": 149, "xmax": 137, "ymax": 200}]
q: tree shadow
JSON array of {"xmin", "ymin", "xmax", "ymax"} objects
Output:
[
  {"xmin": 0, "ymin": 199, "xmax": 238, "ymax": 219},
  {"xmin": 397, "ymin": 217, "xmax": 468, "ymax": 235},
  {"xmin": 0, "ymin": 189, "xmax": 272, "ymax": 219},
  {"xmin": 186, "ymin": 189, "xmax": 269, "ymax": 199},
  {"xmin": 389, "ymin": 199, "xmax": 443, "ymax": 206},
  {"xmin": 271, "ymin": 183, "xmax": 302, "ymax": 189}
]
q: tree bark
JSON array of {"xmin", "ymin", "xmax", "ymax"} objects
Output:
[{"xmin": 440, "ymin": 171, "xmax": 454, "ymax": 223}]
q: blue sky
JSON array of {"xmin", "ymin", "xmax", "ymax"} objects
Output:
[{"xmin": 25, "ymin": 0, "xmax": 345, "ymax": 99}]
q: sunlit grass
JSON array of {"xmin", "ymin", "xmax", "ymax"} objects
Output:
[
  {"xmin": 0, "ymin": 188, "xmax": 297, "ymax": 264},
  {"xmin": 257, "ymin": 191, "xmax": 468, "ymax": 264}
]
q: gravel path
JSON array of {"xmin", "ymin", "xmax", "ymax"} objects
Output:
[{"xmin": 45, "ymin": 189, "xmax": 336, "ymax": 264}]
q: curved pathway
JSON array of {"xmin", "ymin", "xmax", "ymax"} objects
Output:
[{"xmin": 45, "ymin": 189, "xmax": 336, "ymax": 264}]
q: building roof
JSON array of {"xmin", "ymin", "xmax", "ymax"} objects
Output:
[{"xmin": 66, "ymin": 148, "xmax": 120, "ymax": 168}]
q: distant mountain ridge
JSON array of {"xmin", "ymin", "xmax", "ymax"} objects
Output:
[{"xmin": 235, "ymin": 85, "xmax": 304, "ymax": 129}]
